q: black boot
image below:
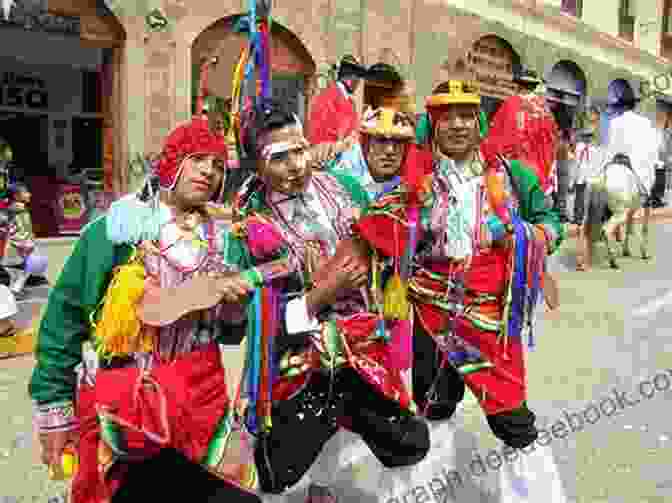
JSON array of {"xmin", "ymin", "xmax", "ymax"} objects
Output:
[
  {"xmin": 254, "ymin": 374, "xmax": 343, "ymax": 494},
  {"xmin": 339, "ymin": 368, "xmax": 430, "ymax": 468}
]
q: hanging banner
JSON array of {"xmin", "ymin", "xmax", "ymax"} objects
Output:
[{"xmin": 56, "ymin": 184, "xmax": 86, "ymax": 235}]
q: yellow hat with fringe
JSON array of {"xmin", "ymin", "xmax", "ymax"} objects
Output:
[
  {"xmin": 360, "ymin": 106, "xmax": 415, "ymax": 140},
  {"xmin": 360, "ymin": 86, "xmax": 416, "ymax": 139},
  {"xmin": 426, "ymin": 79, "xmax": 481, "ymax": 108}
]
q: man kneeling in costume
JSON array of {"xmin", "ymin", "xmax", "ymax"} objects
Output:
[
  {"xmin": 230, "ymin": 99, "xmax": 429, "ymax": 498},
  {"xmin": 353, "ymin": 67, "xmax": 567, "ymax": 495}
]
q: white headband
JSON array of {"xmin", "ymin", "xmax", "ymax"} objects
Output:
[{"xmin": 259, "ymin": 115, "xmax": 307, "ymax": 160}]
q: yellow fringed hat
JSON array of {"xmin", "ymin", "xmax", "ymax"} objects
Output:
[
  {"xmin": 425, "ymin": 79, "xmax": 481, "ymax": 108},
  {"xmin": 360, "ymin": 86, "xmax": 416, "ymax": 139},
  {"xmin": 426, "ymin": 59, "xmax": 481, "ymax": 108}
]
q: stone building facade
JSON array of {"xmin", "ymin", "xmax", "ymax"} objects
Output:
[{"xmin": 46, "ymin": 0, "xmax": 672, "ymax": 195}]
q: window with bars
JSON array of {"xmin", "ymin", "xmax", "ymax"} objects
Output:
[
  {"xmin": 619, "ymin": 0, "xmax": 635, "ymax": 41},
  {"xmin": 560, "ymin": 0, "xmax": 582, "ymax": 18}
]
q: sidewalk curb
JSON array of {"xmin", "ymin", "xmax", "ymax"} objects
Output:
[{"xmin": 566, "ymin": 207, "xmax": 672, "ymax": 238}]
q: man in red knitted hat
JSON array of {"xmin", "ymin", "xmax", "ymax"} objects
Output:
[{"xmin": 28, "ymin": 87, "xmax": 272, "ymax": 500}]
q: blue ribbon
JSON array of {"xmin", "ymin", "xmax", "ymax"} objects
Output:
[{"xmin": 507, "ymin": 215, "xmax": 528, "ymax": 341}]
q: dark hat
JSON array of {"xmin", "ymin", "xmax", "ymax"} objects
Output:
[
  {"xmin": 337, "ymin": 55, "xmax": 368, "ymax": 79},
  {"xmin": 606, "ymin": 79, "xmax": 639, "ymax": 113},
  {"xmin": 513, "ymin": 65, "xmax": 543, "ymax": 86},
  {"xmin": 366, "ymin": 63, "xmax": 403, "ymax": 85}
]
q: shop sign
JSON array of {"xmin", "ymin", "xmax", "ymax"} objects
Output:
[
  {"xmin": 0, "ymin": 1, "xmax": 80, "ymax": 35},
  {"xmin": 0, "ymin": 72, "xmax": 48, "ymax": 109},
  {"xmin": 56, "ymin": 184, "xmax": 86, "ymax": 234}
]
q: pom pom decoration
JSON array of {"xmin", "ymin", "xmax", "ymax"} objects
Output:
[
  {"xmin": 91, "ymin": 249, "xmax": 153, "ymax": 360},
  {"xmin": 232, "ymin": 214, "xmax": 285, "ymax": 261}
]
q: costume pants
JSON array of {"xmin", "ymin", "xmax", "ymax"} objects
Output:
[
  {"xmin": 554, "ymin": 160, "xmax": 573, "ymax": 221},
  {"xmin": 572, "ymin": 183, "xmax": 587, "ymax": 223},
  {"xmin": 412, "ymin": 325, "xmax": 538, "ymax": 449},
  {"xmin": 255, "ymin": 368, "xmax": 430, "ymax": 494},
  {"xmin": 111, "ymin": 449, "xmax": 261, "ymax": 502},
  {"xmin": 652, "ymin": 166, "xmax": 667, "ymax": 200}
]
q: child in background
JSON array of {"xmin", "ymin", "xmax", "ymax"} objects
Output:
[{"xmin": 7, "ymin": 184, "xmax": 49, "ymax": 294}]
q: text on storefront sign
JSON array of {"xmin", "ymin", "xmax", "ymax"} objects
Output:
[{"xmin": 0, "ymin": 72, "xmax": 48, "ymax": 109}]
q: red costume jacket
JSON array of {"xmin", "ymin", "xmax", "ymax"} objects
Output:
[
  {"xmin": 308, "ymin": 82, "xmax": 359, "ymax": 145},
  {"xmin": 488, "ymin": 94, "xmax": 558, "ymax": 194}
]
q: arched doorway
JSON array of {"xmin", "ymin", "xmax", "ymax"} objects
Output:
[
  {"xmin": 191, "ymin": 17, "xmax": 316, "ymax": 123},
  {"xmin": 192, "ymin": 17, "xmax": 315, "ymax": 197},
  {"xmin": 467, "ymin": 35, "xmax": 521, "ymax": 121},
  {"xmin": 0, "ymin": 0, "xmax": 125, "ymax": 237},
  {"xmin": 546, "ymin": 60, "xmax": 587, "ymax": 130}
]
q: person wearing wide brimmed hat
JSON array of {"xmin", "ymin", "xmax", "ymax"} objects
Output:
[
  {"xmin": 488, "ymin": 64, "xmax": 560, "ymax": 196},
  {"xmin": 353, "ymin": 62, "xmax": 568, "ymax": 498},
  {"xmin": 28, "ymin": 59, "xmax": 266, "ymax": 503},
  {"xmin": 307, "ymin": 55, "xmax": 368, "ymax": 147}
]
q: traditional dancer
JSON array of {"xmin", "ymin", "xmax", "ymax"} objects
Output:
[
  {"xmin": 341, "ymin": 86, "xmax": 418, "ymax": 198},
  {"xmin": 487, "ymin": 65, "xmax": 559, "ymax": 197},
  {"xmin": 28, "ymin": 61, "xmax": 277, "ymax": 502},
  {"xmin": 353, "ymin": 66, "xmax": 567, "ymax": 497},
  {"xmin": 230, "ymin": 98, "xmax": 429, "ymax": 497},
  {"xmin": 307, "ymin": 55, "xmax": 370, "ymax": 179}
]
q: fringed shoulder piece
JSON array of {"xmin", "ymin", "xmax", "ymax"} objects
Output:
[{"xmin": 106, "ymin": 194, "xmax": 167, "ymax": 245}]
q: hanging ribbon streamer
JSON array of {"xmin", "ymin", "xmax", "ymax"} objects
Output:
[
  {"xmin": 231, "ymin": 0, "xmax": 273, "ymax": 157},
  {"xmin": 243, "ymin": 285, "xmax": 277, "ymax": 435}
]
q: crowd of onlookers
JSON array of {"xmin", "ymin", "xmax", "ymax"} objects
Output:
[{"xmin": 554, "ymin": 106, "xmax": 672, "ymax": 226}]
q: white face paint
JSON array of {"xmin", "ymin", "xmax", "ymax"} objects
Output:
[{"xmin": 258, "ymin": 125, "xmax": 313, "ymax": 195}]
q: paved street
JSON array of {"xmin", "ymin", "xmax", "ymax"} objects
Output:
[{"xmin": 1, "ymin": 223, "xmax": 672, "ymax": 501}]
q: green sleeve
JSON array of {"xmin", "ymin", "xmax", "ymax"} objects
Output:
[
  {"xmin": 416, "ymin": 112, "xmax": 431, "ymax": 145},
  {"xmin": 327, "ymin": 168, "xmax": 371, "ymax": 209},
  {"xmin": 28, "ymin": 217, "xmax": 132, "ymax": 405},
  {"xmin": 509, "ymin": 160, "xmax": 565, "ymax": 253}
]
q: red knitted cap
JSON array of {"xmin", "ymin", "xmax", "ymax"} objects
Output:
[{"xmin": 157, "ymin": 116, "xmax": 228, "ymax": 190}]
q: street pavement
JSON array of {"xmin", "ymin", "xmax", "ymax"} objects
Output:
[{"xmin": 1, "ymin": 223, "xmax": 672, "ymax": 502}]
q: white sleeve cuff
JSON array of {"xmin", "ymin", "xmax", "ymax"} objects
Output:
[{"xmin": 285, "ymin": 296, "xmax": 320, "ymax": 334}]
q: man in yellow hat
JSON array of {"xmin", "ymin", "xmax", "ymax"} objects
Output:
[
  {"xmin": 353, "ymin": 65, "xmax": 568, "ymax": 498},
  {"xmin": 328, "ymin": 86, "xmax": 419, "ymax": 199}
]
